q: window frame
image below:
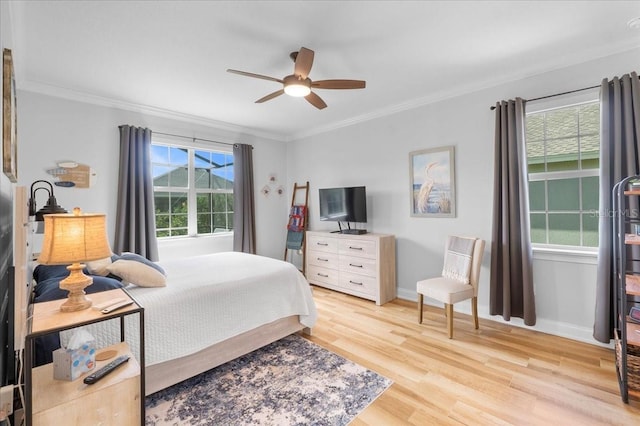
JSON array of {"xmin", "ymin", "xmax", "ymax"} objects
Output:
[
  {"xmin": 525, "ymin": 93, "xmax": 600, "ymax": 253},
  {"xmin": 151, "ymin": 135, "xmax": 234, "ymax": 239}
]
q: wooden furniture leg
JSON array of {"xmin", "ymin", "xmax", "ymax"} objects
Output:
[
  {"xmin": 472, "ymin": 296, "xmax": 479, "ymax": 330},
  {"xmin": 446, "ymin": 303, "xmax": 454, "ymax": 339}
]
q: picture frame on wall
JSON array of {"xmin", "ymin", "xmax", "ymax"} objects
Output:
[
  {"xmin": 3, "ymin": 48, "xmax": 17, "ymax": 183},
  {"xmin": 409, "ymin": 145, "xmax": 456, "ymax": 217}
]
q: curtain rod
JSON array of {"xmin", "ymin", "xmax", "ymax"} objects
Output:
[
  {"xmin": 489, "ymin": 84, "xmax": 601, "ymax": 110},
  {"xmin": 153, "ymin": 131, "xmax": 252, "ymax": 148}
]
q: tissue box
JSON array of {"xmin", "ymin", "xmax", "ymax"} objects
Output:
[{"xmin": 52, "ymin": 342, "xmax": 96, "ymax": 381}]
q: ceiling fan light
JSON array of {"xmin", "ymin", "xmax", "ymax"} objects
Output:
[{"xmin": 284, "ymin": 83, "xmax": 311, "ymax": 97}]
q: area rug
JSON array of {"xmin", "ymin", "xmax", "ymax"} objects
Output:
[{"xmin": 145, "ymin": 334, "xmax": 392, "ymax": 425}]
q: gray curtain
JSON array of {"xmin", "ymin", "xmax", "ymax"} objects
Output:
[
  {"xmin": 233, "ymin": 143, "xmax": 256, "ymax": 253},
  {"xmin": 490, "ymin": 98, "xmax": 536, "ymax": 326},
  {"xmin": 114, "ymin": 125, "xmax": 159, "ymax": 261},
  {"xmin": 594, "ymin": 72, "xmax": 640, "ymax": 343}
]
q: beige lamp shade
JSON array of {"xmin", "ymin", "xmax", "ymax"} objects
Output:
[
  {"xmin": 38, "ymin": 208, "xmax": 111, "ymax": 265},
  {"xmin": 38, "ymin": 207, "xmax": 112, "ymax": 312}
]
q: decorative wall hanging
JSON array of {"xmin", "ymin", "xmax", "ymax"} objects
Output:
[
  {"xmin": 409, "ymin": 145, "xmax": 456, "ymax": 217},
  {"xmin": 46, "ymin": 161, "xmax": 96, "ymax": 188},
  {"xmin": 3, "ymin": 48, "xmax": 17, "ymax": 182}
]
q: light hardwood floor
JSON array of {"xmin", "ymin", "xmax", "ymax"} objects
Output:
[{"xmin": 303, "ymin": 285, "xmax": 640, "ymax": 425}]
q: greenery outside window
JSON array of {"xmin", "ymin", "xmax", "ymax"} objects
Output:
[
  {"xmin": 151, "ymin": 140, "xmax": 234, "ymax": 238},
  {"xmin": 526, "ymin": 101, "xmax": 599, "ymax": 248}
]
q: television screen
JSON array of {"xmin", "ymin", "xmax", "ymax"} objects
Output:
[{"xmin": 319, "ymin": 186, "xmax": 367, "ymax": 223}]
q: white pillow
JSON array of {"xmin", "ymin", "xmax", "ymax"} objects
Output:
[
  {"xmin": 86, "ymin": 256, "xmax": 113, "ymax": 276},
  {"xmin": 106, "ymin": 259, "xmax": 166, "ymax": 287}
]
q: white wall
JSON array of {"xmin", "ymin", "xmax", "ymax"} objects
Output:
[
  {"xmin": 16, "ymin": 92, "xmax": 290, "ymax": 260},
  {"xmin": 287, "ymin": 47, "xmax": 640, "ymax": 345}
]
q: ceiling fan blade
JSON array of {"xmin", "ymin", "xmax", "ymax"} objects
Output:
[
  {"xmin": 227, "ymin": 69, "xmax": 283, "ymax": 84},
  {"xmin": 294, "ymin": 47, "xmax": 314, "ymax": 79},
  {"xmin": 305, "ymin": 91, "xmax": 327, "ymax": 110},
  {"xmin": 255, "ymin": 89, "xmax": 285, "ymax": 103},
  {"xmin": 312, "ymin": 79, "xmax": 366, "ymax": 90}
]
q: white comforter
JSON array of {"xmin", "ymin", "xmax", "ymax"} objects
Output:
[{"xmin": 68, "ymin": 252, "xmax": 317, "ymax": 366}]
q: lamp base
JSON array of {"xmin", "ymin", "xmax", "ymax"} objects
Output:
[{"xmin": 59, "ymin": 263, "xmax": 93, "ymax": 312}]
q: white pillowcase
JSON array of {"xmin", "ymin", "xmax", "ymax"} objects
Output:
[
  {"xmin": 106, "ymin": 259, "xmax": 166, "ymax": 287},
  {"xmin": 86, "ymin": 256, "xmax": 113, "ymax": 276}
]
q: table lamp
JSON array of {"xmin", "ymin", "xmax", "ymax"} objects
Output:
[{"xmin": 38, "ymin": 207, "xmax": 112, "ymax": 312}]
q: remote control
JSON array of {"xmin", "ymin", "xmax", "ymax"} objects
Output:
[
  {"xmin": 92, "ymin": 298, "xmax": 127, "ymax": 310},
  {"xmin": 101, "ymin": 299, "xmax": 134, "ymax": 314},
  {"xmin": 83, "ymin": 355, "xmax": 130, "ymax": 385}
]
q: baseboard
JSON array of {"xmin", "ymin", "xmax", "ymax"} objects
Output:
[{"xmin": 397, "ymin": 288, "xmax": 611, "ymax": 348}]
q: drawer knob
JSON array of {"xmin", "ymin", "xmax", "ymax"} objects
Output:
[
  {"xmin": 317, "ymin": 258, "xmax": 328, "ymax": 262},
  {"xmin": 349, "ymin": 263, "xmax": 363, "ymax": 268},
  {"xmin": 318, "ymin": 273, "xmax": 329, "ymax": 278},
  {"xmin": 349, "ymin": 246, "xmax": 363, "ymax": 250},
  {"xmin": 317, "ymin": 242, "xmax": 329, "ymax": 246},
  {"xmin": 349, "ymin": 280, "xmax": 363, "ymax": 286}
]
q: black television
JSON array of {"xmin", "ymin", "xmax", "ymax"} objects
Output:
[{"xmin": 318, "ymin": 186, "xmax": 367, "ymax": 234}]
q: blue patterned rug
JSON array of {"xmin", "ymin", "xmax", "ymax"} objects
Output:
[{"xmin": 145, "ymin": 334, "xmax": 392, "ymax": 425}]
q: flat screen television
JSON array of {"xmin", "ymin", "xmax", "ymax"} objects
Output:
[{"xmin": 318, "ymin": 186, "xmax": 367, "ymax": 234}]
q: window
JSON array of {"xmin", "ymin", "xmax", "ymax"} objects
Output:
[
  {"xmin": 526, "ymin": 101, "xmax": 599, "ymax": 248},
  {"xmin": 151, "ymin": 141, "xmax": 234, "ymax": 238}
]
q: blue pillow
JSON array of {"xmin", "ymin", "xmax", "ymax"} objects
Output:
[
  {"xmin": 33, "ymin": 264, "xmax": 70, "ymax": 283},
  {"xmin": 34, "ymin": 274, "xmax": 124, "ymax": 303},
  {"xmin": 117, "ymin": 252, "xmax": 166, "ymax": 275}
]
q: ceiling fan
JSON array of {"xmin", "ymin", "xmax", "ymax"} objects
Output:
[{"xmin": 227, "ymin": 47, "xmax": 366, "ymax": 110}]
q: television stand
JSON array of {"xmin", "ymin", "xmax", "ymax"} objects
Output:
[{"xmin": 340, "ymin": 229, "xmax": 367, "ymax": 235}]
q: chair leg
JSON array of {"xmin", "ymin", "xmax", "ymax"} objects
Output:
[
  {"xmin": 446, "ymin": 303, "xmax": 454, "ymax": 339},
  {"xmin": 418, "ymin": 294, "xmax": 423, "ymax": 324},
  {"xmin": 472, "ymin": 297, "xmax": 479, "ymax": 330}
]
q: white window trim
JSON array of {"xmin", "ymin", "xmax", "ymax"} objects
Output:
[
  {"xmin": 532, "ymin": 244, "xmax": 598, "ymax": 265},
  {"xmin": 526, "ymin": 88, "xmax": 599, "ymax": 114}
]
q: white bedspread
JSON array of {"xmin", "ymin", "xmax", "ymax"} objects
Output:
[{"xmin": 67, "ymin": 252, "xmax": 317, "ymax": 366}]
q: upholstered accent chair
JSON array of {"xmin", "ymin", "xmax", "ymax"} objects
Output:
[{"xmin": 416, "ymin": 236, "xmax": 485, "ymax": 339}]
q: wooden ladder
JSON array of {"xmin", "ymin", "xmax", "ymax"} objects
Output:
[{"xmin": 284, "ymin": 181, "xmax": 310, "ymax": 274}]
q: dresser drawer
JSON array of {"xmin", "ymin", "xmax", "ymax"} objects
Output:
[
  {"xmin": 307, "ymin": 251, "xmax": 339, "ymax": 270},
  {"xmin": 306, "ymin": 265, "xmax": 339, "ymax": 286},
  {"xmin": 339, "ymin": 255, "xmax": 377, "ymax": 277},
  {"xmin": 340, "ymin": 272, "xmax": 376, "ymax": 296},
  {"xmin": 307, "ymin": 234, "xmax": 338, "ymax": 254},
  {"xmin": 338, "ymin": 239, "xmax": 377, "ymax": 259}
]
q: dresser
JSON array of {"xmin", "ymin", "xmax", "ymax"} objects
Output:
[{"xmin": 305, "ymin": 231, "xmax": 396, "ymax": 305}]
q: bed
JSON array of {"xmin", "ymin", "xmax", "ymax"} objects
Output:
[{"xmin": 32, "ymin": 251, "xmax": 317, "ymax": 395}]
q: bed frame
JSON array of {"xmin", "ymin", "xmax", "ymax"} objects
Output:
[{"xmin": 145, "ymin": 316, "xmax": 311, "ymax": 395}]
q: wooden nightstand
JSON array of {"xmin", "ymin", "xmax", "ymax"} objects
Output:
[{"xmin": 24, "ymin": 288, "xmax": 145, "ymax": 425}]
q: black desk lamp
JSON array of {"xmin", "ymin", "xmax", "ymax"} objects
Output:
[{"xmin": 28, "ymin": 180, "xmax": 68, "ymax": 221}]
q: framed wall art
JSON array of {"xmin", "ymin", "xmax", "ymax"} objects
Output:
[
  {"xmin": 409, "ymin": 145, "xmax": 455, "ymax": 217},
  {"xmin": 3, "ymin": 48, "xmax": 17, "ymax": 183}
]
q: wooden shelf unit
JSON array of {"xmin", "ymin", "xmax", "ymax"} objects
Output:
[{"xmin": 613, "ymin": 176, "xmax": 640, "ymax": 403}]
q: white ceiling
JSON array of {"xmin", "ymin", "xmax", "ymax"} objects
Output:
[{"xmin": 8, "ymin": 1, "xmax": 640, "ymax": 141}]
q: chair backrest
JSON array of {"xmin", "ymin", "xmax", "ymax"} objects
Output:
[
  {"xmin": 442, "ymin": 236, "xmax": 485, "ymax": 296},
  {"xmin": 469, "ymin": 238, "xmax": 485, "ymax": 296}
]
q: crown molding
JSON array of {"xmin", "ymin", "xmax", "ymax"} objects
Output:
[
  {"xmin": 290, "ymin": 43, "xmax": 640, "ymax": 141},
  {"xmin": 18, "ymin": 80, "xmax": 289, "ymax": 142}
]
